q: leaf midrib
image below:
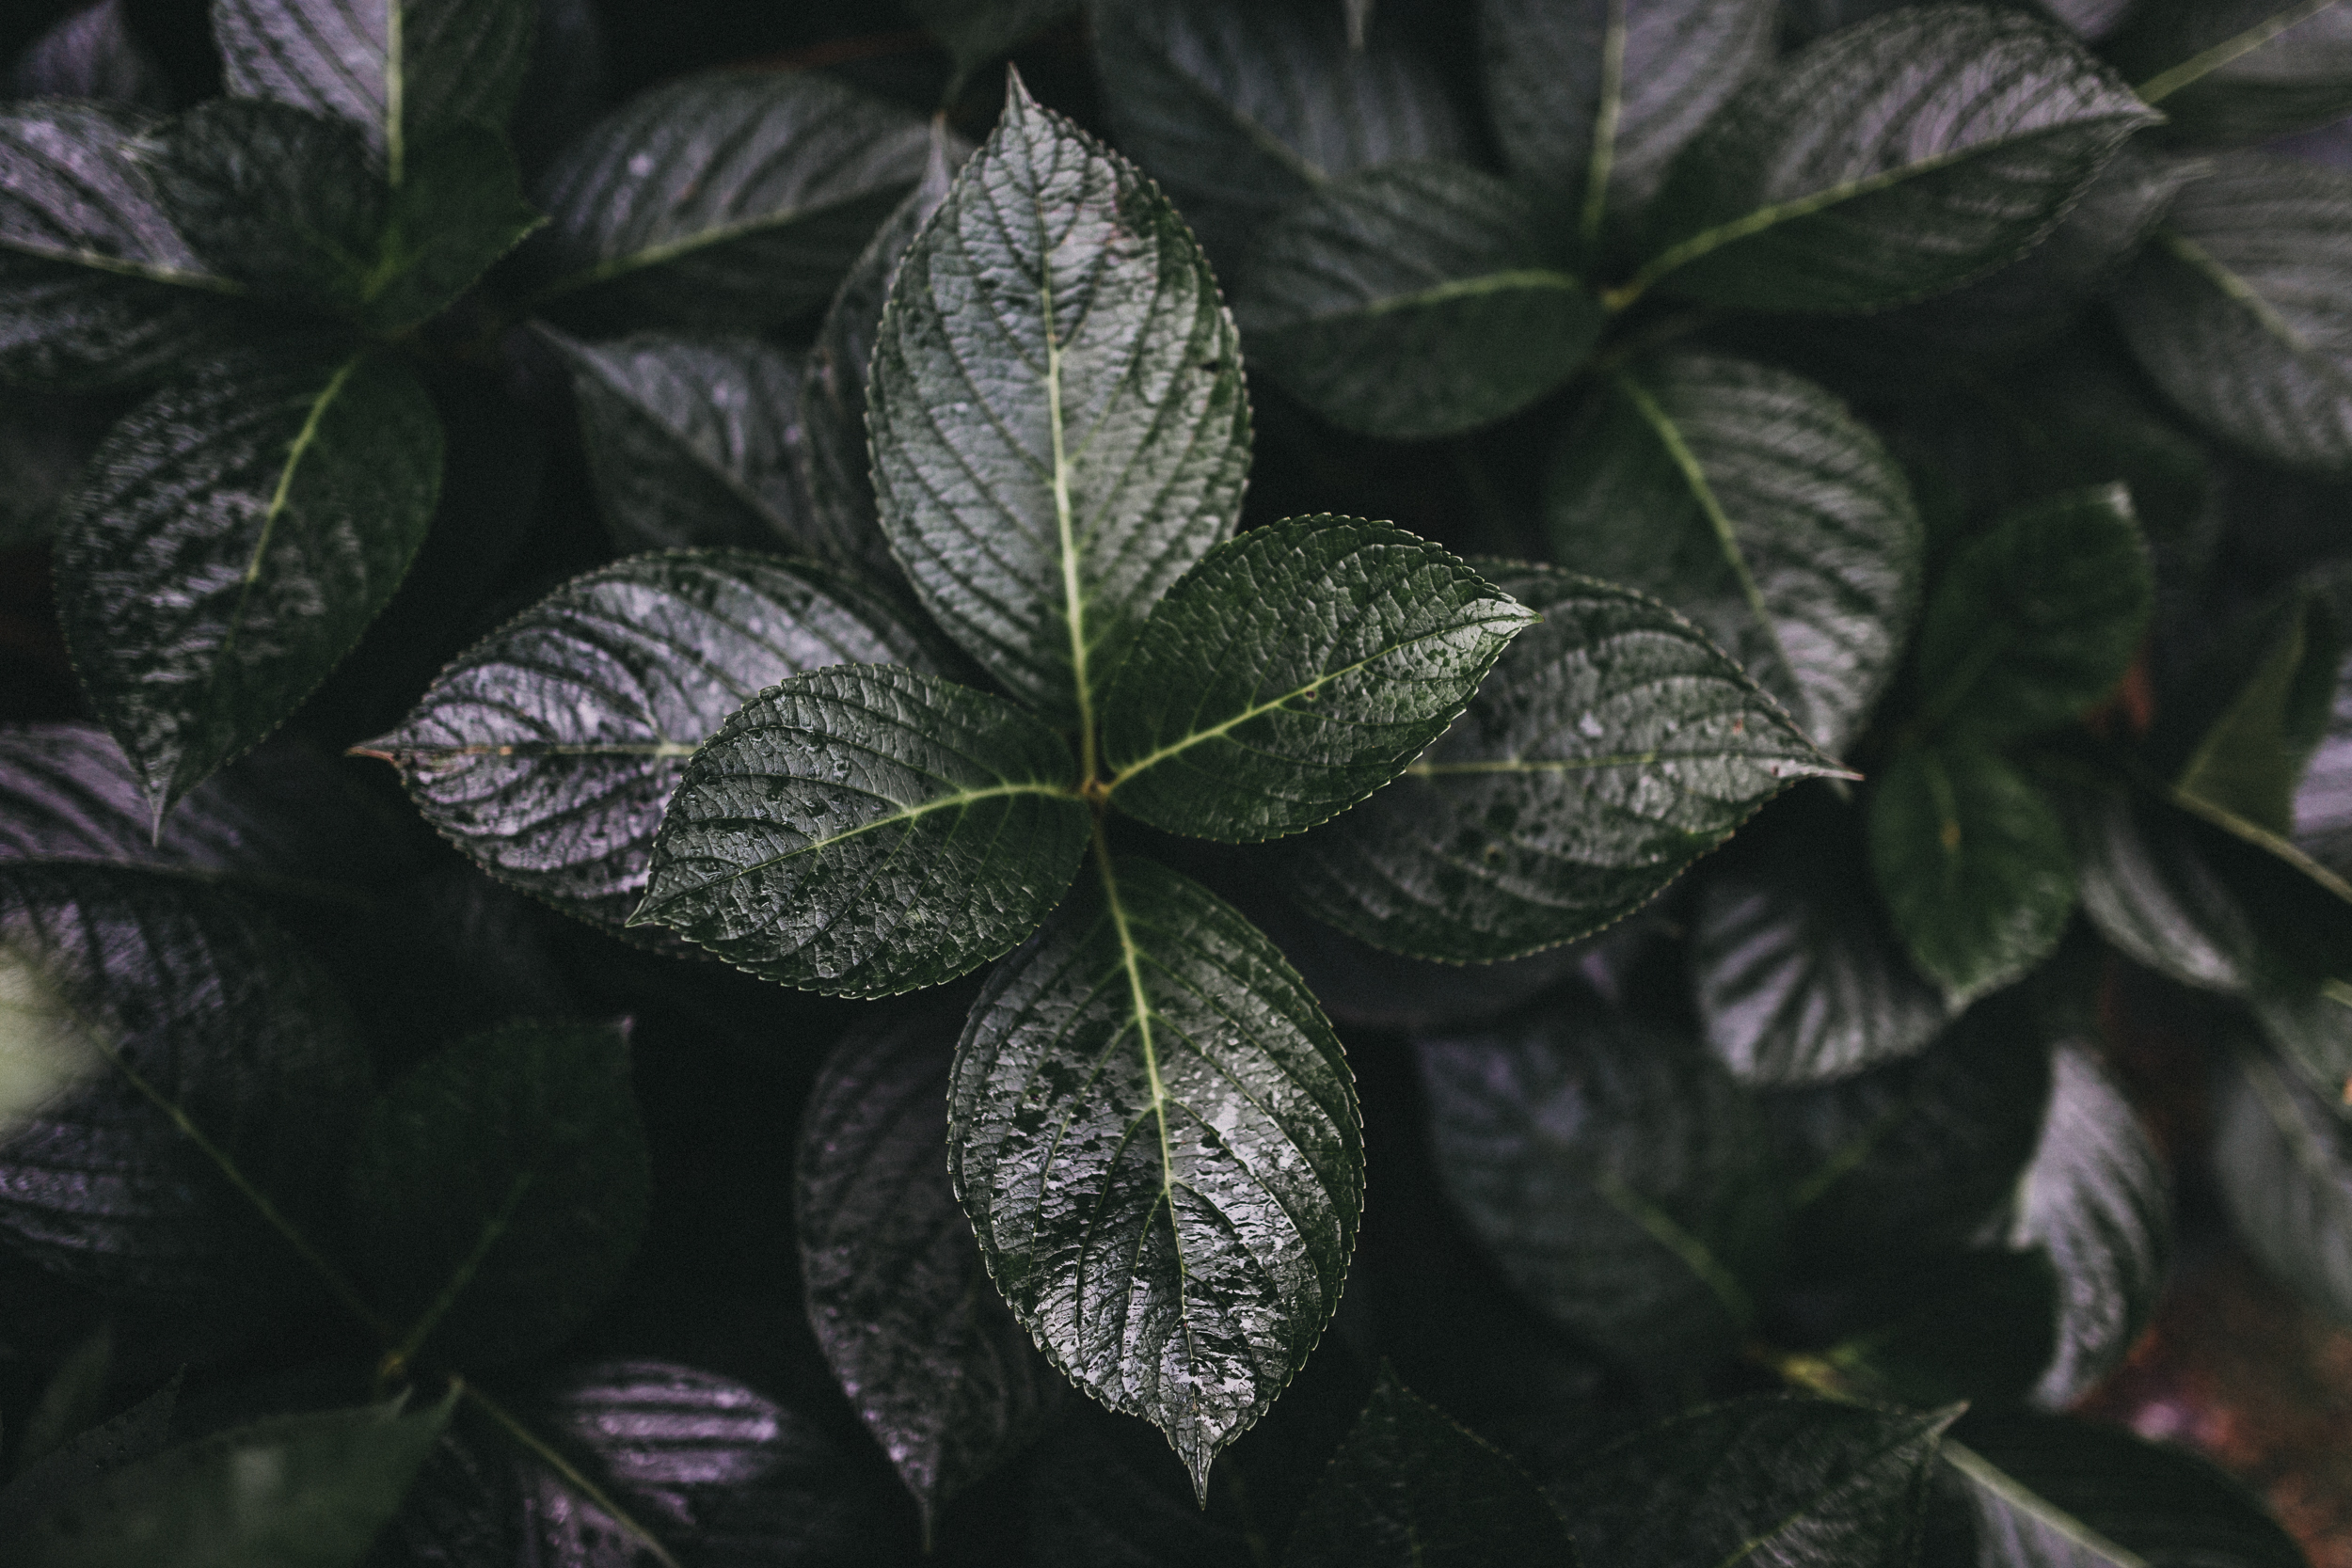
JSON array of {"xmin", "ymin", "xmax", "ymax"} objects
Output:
[
  {"xmin": 531, "ymin": 181, "xmax": 916, "ymax": 303},
  {"xmin": 2136, "ymin": 0, "xmax": 2349, "ymax": 103},
  {"xmin": 0, "ymin": 232, "xmax": 246, "ymax": 294},
  {"xmin": 1276, "ymin": 267, "xmax": 1586, "ymax": 325}
]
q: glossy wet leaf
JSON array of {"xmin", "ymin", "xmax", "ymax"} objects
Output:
[
  {"xmin": 2215, "ymin": 1038, "xmax": 2352, "ymax": 1323},
  {"xmin": 2113, "ymin": 151, "xmax": 2352, "ymax": 475},
  {"xmin": 364, "ymin": 551, "xmax": 929, "ymax": 942},
  {"xmin": 1630, "ymin": 6, "xmax": 2156, "ymax": 312},
  {"xmin": 1418, "ymin": 1001, "xmax": 1781, "ymax": 1368},
  {"xmin": 1283, "ymin": 1370, "xmax": 1575, "ymax": 1568},
  {"xmin": 348, "ymin": 1021, "xmax": 648, "ymax": 1369},
  {"xmin": 526, "ymin": 71, "xmax": 930, "ymax": 332},
  {"xmin": 799, "ymin": 1004, "xmax": 1057, "ymax": 1535},
  {"xmin": 949, "ymin": 855, "xmax": 1362, "ymax": 1499},
  {"xmin": 1289, "ymin": 566, "xmax": 1842, "ymax": 963},
  {"xmin": 635, "ymin": 664, "xmax": 1089, "ymax": 996},
  {"xmin": 867, "ymin": 76, "xmax": 1248, "ymax": 727},
  {"xmin": 1090, "ymin": 0, "xmax": 1469, "ymax": 270},
  {"xmin": 1102, "ymin": 516, "xmax": 1535, "ymax": 842},
  {"xmin": 1232, "ymin": 164, "xmax": 1603, "ymax": 440},
  {"xmin": 1545, "ymin": 349, "xmax": 1922, "ymax": 753},
  {"xmin": 2113, "ymin": 0, "xmax": 2352, "ymax": 145}
]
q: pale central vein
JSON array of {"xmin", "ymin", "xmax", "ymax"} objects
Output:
[{"xmin": 1044, "ymin": 253, "xmax": 1096, "ymax": 778}]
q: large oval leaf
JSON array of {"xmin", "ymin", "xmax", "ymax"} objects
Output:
[
  {"xmin": 1102, "ymin": 515, "xmax": 1535, "ymax": 842},
  {"xmin": 2215, "ymin": 1037, "xmax": 2352, "ymax": 1322},
  {"xmin": 635, "ymin": 665, "xmax": 1090, "ymax": 996},
  {"xmin": 1545, "ymin": 349, "xmax": 1922, "ymax": 754},
  {"xmin": 1288, "ymin": 566, "xmax": 1843, "ymax": 963},
  {"xmin": 948, "ymin": 854, "xmax": 1362, "ymax": 1499},
  {"xmin": 362, "ymin": 550, "xmax": 930, "ymax": 942},
  {"xmin": 1628, "ymin": 6, "xmax": 2157, "ymax": 313},
  {"xmin": 868, "ymin": 75, "xmax": 1249, "ymax": 728}
]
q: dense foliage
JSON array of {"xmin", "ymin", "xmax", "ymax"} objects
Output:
[{"xmin": 1, "ymin": 0, "xmax": 2350, "ymax": 1562}]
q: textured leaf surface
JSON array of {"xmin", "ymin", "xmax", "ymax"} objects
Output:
[
  {"xmin": 1546, "ymin": 350, "xmax": 1921, "ymax": 753},
  {"xmin": 1549, "ymin": 1396, "xmax": 1956, "ymax": 1568},
  {"xmin": 1232, "ymin": 163, "xmax": 1602, "ymax": 440},
  {"xmin": 365, "ymin": 551, "xmax": 928, "ymax": 940},
  {"xmin": 1869, "ymin": 743, "xmax": 2077, "ymax": 1007},
  {"xmin": 868, "ymin": 79, "xmax": 1248, "ymax": 727},
  {"xmin": 1418, "ymin": 1001, "xmax": 1780, "ymax": 1367},
  {"xmin": 2113, "ymin": 152, "xmax": 2352, "ymax": 474},
  {"xmin": 56, "ymin": 348, "xmax": 441, "ymax": 820},
  {"xmin": 213, "ymin": 0, "xmax": 533, "ymax": 179},
  {"xmin": 1090, "ymin": 0, "xmax": 1469, "ymax": 270},
  {"xmin": 637, "ymin": 665, "xmax": 1089, "ymax": 996},
  {"xmin": 2116, "ymin": 0, "xmax": 2352, "ymax": 144},
  {"xmin": 544, "ymin": 330, "xmax": 817, "ymax": 552},
  {"xmin": 349, "ymin": 1021, "xmax": 648, "ymax": 1369},
  {"xmin": 949, "ymin": 855, "xmax": 1361, "ymax": 1498},
  {"xmin": 1289, "ymin": 566, "xmax": 1841, "ymax": 963},
  {"xmin": 1103, "ymin": 516, "xmax": 1534, "ymax": 841},
  {"xmin": 1913, "ymin": 485, "xmax": 2153, "ymax": 742},
  {"xmin": 527, "ymin": 71, "xmax": 930, "ymax": 331},
  {"xmin": 2215, "ymin": 1038, "xmax": 2352, "ymax": 1322},
  {"xmin": 1630, "ymin": 6, "xmax": 2156, "ymax": 312},
  {"xmin": 1283, "ymin": 1370, "xmax": 1574, "ymax": 1568}
]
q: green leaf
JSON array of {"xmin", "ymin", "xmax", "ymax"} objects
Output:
[
  {"xmin": 635, "ymin": 664, "xmax": 1089, "ymax": 996},
  {"xmin": 55, "ymin": 346, "xmax": 442, "ymax": 822},
  {"xmin": 948, "ymin": 853, "xmax": 1362, "ymax": 1499},
  {"xmin": 1480, "ymin": 0, "xmax": 1774, "ymax": 254},
  {"xmin": 1693, "ymin": 792, "xmax": 1955, "ymax": 1085},
  {"xmin": 0, "ymin": 1392, "xmax": 453, "ymax": 1567},
  {"xmin": 910, "ymin": 0, "xmax": 1080, "ymax": 93},
  {"xmin": 212, "ymin": 0, "xmax": 533, "ymax": 182},
  {"xmin": 2113, "ymin": 152, "xmax": 2352, "ymax": 474},
  {"xmin": 1913, "ymin": 485, "xmax": 2153, "ymax": 742},
  {"xmin": 1288, "ymin": 566, "xmax": 1843, "ymax": 964},
  {"xmin": 1102, "ymin": 516, "xmax": 1535, "ymax": 842},
  {"xmin": 363, "ymin": 551, "xmax": 933, "ymax": 943},
  {"xmin": 1232, "ymin": 163, "xmax": 1603, "ymax": 440},
  {"xmin": 2179, "ymin": 594, "xmax": 2342, "ymax": 837},
  {"xmin": 526, "ymin": 71, "xmax": 930, "ymax": 333},
  {"xmin": 539, "ymin": 329, "xmax": 818, "ymax": 552},
  {"xmin": 798, "ymin": 1001, "xmax": 1058, "ymax": 1539},
  {"xmin": 1418, "ymin": 1000, "xmax": 1781, "ymax": 1367},
  {"xmin": 2116, "ymin": 0, "xmax": 2352, "ymax": 144},
  {"xmin": 2215, "ymin": 1036, "xmax": 2352, "ymax": 1323},
  {"xmin": 1626, "ymin": 6, "xmax": 2157, "ymax": 313},
  {"xmin": 1090, "ymin": 0, "xmax": 1470, "ymax": 271},
  {"xmin": 1281, "ymin": 1370, "xmax": 1575, "ymax": 1568},
  {"xmin": 0, "ymin": 103, "xmax": 243, "ymax": 388},
  {"xmin": 349, "ymin": 1021, "xmax": 648, "ymax": 1369},
  {"xmin": 1868, "ymin": 742, "xmax": 2077, "ymax": 1008},
  {"xmin": 2010, "ymin": 1043, "xmax": 2170, "ymax": 1406},
  {"xmin": 1545, "ymin": 349, "xmax": 1923, "ymax": 753},
  {"xmin": 1549, "ymin": 1395, "xmax": 1958, "ymax": 1568},
  {"xmin": 1930, "ymin": 1410, "xmax": 2307, "ymax": 1568},
  {"xmin": 0, "ymin": 1378, "xmax": 178, "ymax": 1538},
  {"xmin": 868, "ymin": 75, "xmax": 1249, "ymax": 728}
]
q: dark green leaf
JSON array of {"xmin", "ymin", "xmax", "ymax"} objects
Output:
[
  {"xmin": 2113, "ymin": 152, "xmax": 2352, "ymax": 474},
  {"xmin": 0, "ymin": 1378, "xmax": 178, "ymax": 1538},
  {"xmin": 359, "ymin": 127, "xmax": 542, "ymax": 327},
  {"xmin": 1103, "ymin": 516, "xmax": 1535, "ymax": 842},
  {"xmin": 1808, "ymin": 1249, "xmax": 2061, "ymax": 1409},
  {"xmin": 541, "ymin": 329, "xmax": 817, "ymax": 552},
  {"xmin": 1090, "ymin": 0, "xmax": 1470, "ymax": 271},
  {"xmin": 635, "ymin": 664, "xmax": 1089, "ymax": 996},
  {"xmin": 911, "ymin": 0, "xmax": 1079, "ymax": 92},
  {"xmin": 868, "ymin": 76, "xmax": 1248, "ymax": 727},
  {"xmin": 1545, "ymin": 349, "xmax": 1922, "ymax": 753},
  {"xmin": 1232, "ymin": 163, "xmax": 1603, "ymax": 439},
  {"xmin": 2215, "ymin": 1037, "xmax": 2352, "ymax": 1322},
  {"xmin": 797, "ymin": 1001, "xmax": 1057, "ymax": 1536},
  {"xmin": 0, "ymin": 863, "xmax": 369, "ymax": 1313},
  {"xmin": 55, "ymin": 346, "xmax": 442, "ymax": 821},
  {"xmin": 14, "ymin": 1326, "xmax": 114, "ymax": 1477},
  {"xmin": 2066, "ymin": 784, "xmax": 2265, "ymax": 992},
  {"xmin": 2178, "ymin": 594, "xmax": 2341, "ymax": 837},
  {"xmin": 2117, "ymin": 0, "xmax": 2352, "ymax": 145},
  {"xmin": 949, "ymin": 854, "xmax": 1362, "ymax": 1498},
  {"xmin": 1549, "ymin": 1395, "xmax": 1957, "ymax": 1568},
  {"xmin": 1282, "ymin": 1370, "xmax": 1574, "ymax": 1568},
  {"xmin": 526, "ymin": 71, "xmax": 930, "ymax": 332},
  {"xmin": 1868, "ymin": 742, "xmax": 2077, "ymax": 1007},
  {"xmin": 1693, "ymin": 791, "xmax": 1954, "ymax": 1085},
  {"xmin": 1913, "ymin": 484, "xmax": 2153, "ymax": 742},
  {"xmin": 1418, "ymin": 1000, "xmax": 1781, "ymax": 1367},
  {"xmin": 363, "ymin": 551, "xmax": 932, "ymax": 943},
  {"xmin": 10, "ymin": 0, "xmax": 170, "ymax": 110},
  {"xmin": 0, "ymin": 390, "xmax": 110, "ymax": 548},
  {"xmin": 1480, "ymin": 0, "xmax": 1773, "ymax": 254},
  {"xmin": 349, "ymin": 1021, "xmax": 648, "ymax": 1369},
  {"xmin": 212, "ymin": 0, "xmax": 533, "ymax": 181},
  {"xmin": 0, "ymin": 1393, "xmax": 453, "ymax": 1567},
  {"xmin": 1627, "ymin": 6, "xmax": 2157, "ymax": 313},
  {"xmin": 1289, "ymin": 566, "xmax": 1842, "ymax": 964}
]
